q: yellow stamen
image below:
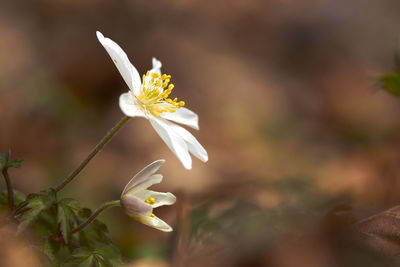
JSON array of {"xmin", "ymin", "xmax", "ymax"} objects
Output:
[
  {"xmin": 145, "ymin": 194, "xmax": 156, "ymax": 205},
  {"xmin": 137, "ymin": 71, "xmax": 185, "ymax": 116},
  {"xmin": 149, "ymin": 213, "xmax": 155, "ymax": 218}
]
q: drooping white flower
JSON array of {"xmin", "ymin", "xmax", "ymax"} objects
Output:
[
  {"xmin": 120, "ymin": 159, "xmax": 176, "ymax": 232},
  {"xmin": 96, "ymin": 31, "xmax": 208, "ymax": 170}
]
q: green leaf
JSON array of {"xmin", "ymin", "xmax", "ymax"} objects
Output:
[
  {"xmin": 42, "ymin": 238, "xmax": 61, "ymax": 266},
  {"xmin": 18, "ymin": 197, "xmax": 53, "ymax": 230},
  {"xmin": 78, "ymin": 221, "xmax": 111, "ymax": 248},
  {"xmin": 63, "ymin": 248, "xmax": 94, "ymax": 267},
  {"xmin": 0, "ymin": 151, "xmax": 23, "ymax": 170},
  {"xmin": 94, "ymin": 255, "xmax": 109, "ymax": 267},
  {"xmin": 18, "ymin": 189, "xmax": 56, "ymax": 232},
  {"xmin": 28, "ymin": 201, "xmax": 59, "ymax": 240},
  {"xmin": 58, "ymin": 198, "xmax": 79, "ymax": 244},
  {"xmin": 91, "ymin": 220, "xmax": 111, "ymax": 244},
  {"xmin": 78, "ymin": 208, "xmax": 92, "ymax": 218},
  {"xmin": 60, "ymin": 198, "xmax": 80, "ymax": 211},
  {"xmin": 94, "ymin": 245, "xmax": 124, "ymax": 266},
  {"xmin": 7, "ymin": 158, "xmax": 24, "ymax": 168},
  {"xmin": 75, "ymin": 255, "xmax": 95, "ymax": 267},
  {"xmin": 71, "ymin": 248, "xmax": 93, "ymax": 258},
  {"xmin": 78, "ymin": 208, "xmax": 112, "ymax": 248},
  {"xmin": 63, "ymin": 246, "xmax": 124, "ymax": 267},
  {"xmin": 380, "ymin": 72, "xmax": 400, "ymax": 97}
]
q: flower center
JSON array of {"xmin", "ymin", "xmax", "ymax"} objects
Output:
[
  {"xmin": 138, "ymin": 71, "xmax": 185, "ymax": 116},
  {"xmin": 145, "ymin": 194, "xmax": 155, "ymax": 205}
]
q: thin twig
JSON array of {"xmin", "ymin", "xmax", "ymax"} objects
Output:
[{"xmin": 55, "ymin": 116, "xmax": 130, "ymax": 192}]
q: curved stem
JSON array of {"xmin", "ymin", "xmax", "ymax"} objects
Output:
[
  {"xmin": 71, "ymin": 200, "xmax": 120, "ymax": 234},
  {"xmin": 2, "ymin": 168, "xmax": 14, "ymax": 215},
  {"xmin": 55, "ymin": 116, "xmax": 130, "ymax": 192}
]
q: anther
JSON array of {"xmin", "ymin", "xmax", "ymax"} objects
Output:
[{"xmin": 145, "ymin": 195, "xmax": 156, "ymax": 205}]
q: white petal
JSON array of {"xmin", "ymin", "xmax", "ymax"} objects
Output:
[
  {"xmin": 144, "ymin": 57, "xmax": 163, "ymax": 94},
  {"xmin": 122, "ymin": 160, "xmax": 165, "ymax": 196},
  {"xmin": 124, "ymin": 174, "xmax": 163, "ymax": 197},
  {"xmin": 96, "ymin": 31, "xmax": 142, "ymax": 95},
  {"xmin": 119, "ymin": 92, "xmax": 145, "ymax": 118},
  {"xmin": 136, "ymin": 214, "xmax": 173, "ymax": 232},
  {"xmin": 148, "ymin": 191, "xmax": 176, "ymax": 208},
  {"xmin": 151, "ymin": 57, "xmax": 162, "ymax": 75},
  {"xmin": 166, "ymin": 121, "xmax": 208, "ymax": 163},
  {"xmin": 133, "ymin": 190, "xmax": 176, "ymax": 208},
  {"xmin": 120, "ymin": 195, "xmax": 152, "ymax": 217},
  {"xmin": 160, "ymin": 107, "xmax": 199, "ymax": 130},
  {"xmin": 150, "ymin": 118, "xmax": 192, "ymax": 170}
]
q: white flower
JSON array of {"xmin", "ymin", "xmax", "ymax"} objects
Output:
[
  {"xmin": 96, "ymin": 31, "xmax": 208, "ymax": 170},
  {"xmin": 120, "ymin": 159, "xmax": 176, "ymax": 232}
]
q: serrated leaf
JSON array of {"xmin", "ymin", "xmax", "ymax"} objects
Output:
[
  {"xmin": 7, "ymin": 158, "xmax": 23, "ymax": 168},
  {"xmin": 30, "ymin": 208, "xmax": 58, "ymax": 241},
  {"xmin": 63, "ymin": 248, "xmax": 93, "ymax": 267},
  {"xmin": 0, "ymin": 151, "xmax": 23, "ymax": 170},
  {"xmin": 94, "ymin": 255, "xmax": 109, "ymax": 267},
  {"xmin": 26, "ymin": 193, "xmax": 41, "ymax": 201},
  {"xmin": 72, "ymin": 247, "xmax": 93, "ymax": 258},
  {"xmin": 64, "ymin": 255, "xmax": 94, "ymax": 267},
  {"xmin": 42, "ymin": 238, "xmax": 61, "ymax": 266},
  {"xmin": 78, "ymin": 219, "xmax": 112, "ymax": 248},
  {"xmin": 380, "ymin": 72, "xmax": 400, "ymax": 97},
  {"xmin": 64, "ymin": 246, "xmax": 123, "ymax": 267},
  {"xmin": 25, "ymin": 188, "xmax": 57, "ymax": 202},
  {"xmin": 78, "ymin": 208, "xmax": 92, "ymax": 218},
  {"xmin": 18, "ymin": 189, "xmax": 56, "ymax": 232},
  {"xmin": 77, "ymin": 208, "xmax": 111, "ymax": 248},
  {"xmin": 94, "ymin": 245, "xmax": 124, "ymax": 266},
  {"xmin": 18, "ymin": 197, "xmax": 53, "ymax": 231},
  {"xmin": 46, "ymin": 188, "xmax": 57, "ymax": 202},
  {"xmin": 92, "ymin": 220, "xmax": 111, "ymax": 243},
  {"xmin": 61, "ymin": 198, "xmax": 80, "ymax": 211},
  {"xmin": 78, "ymin": 256, "xmax": 95, "ymax": 267},
  {"xmin": 58, "ymin": 206, "xmax": 74, "ymax": 244},
  {"xmin": 58, "ymin": 198, "xmax": 79, "ymax": 244}
]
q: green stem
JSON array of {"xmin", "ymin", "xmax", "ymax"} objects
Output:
[
  {"xmin": 2, "ymin": 168, "xmax": 14, "ymax": 215},
  {"xmin": 71, "ymin": 200, "xmax": 120, "ymax": 234},
  {"xmin": 55, "ymin": 116, "xmax": 130, "ymax": 192}
]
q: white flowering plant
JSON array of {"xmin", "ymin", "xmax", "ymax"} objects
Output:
[{"xmin": 0, "ymin": 32, "xmax": 207, "ymax": 266}]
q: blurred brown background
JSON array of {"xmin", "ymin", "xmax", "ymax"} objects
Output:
[{"xmin": 2, "ymin": 0, "xmax": 400, "ymax": 266}]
